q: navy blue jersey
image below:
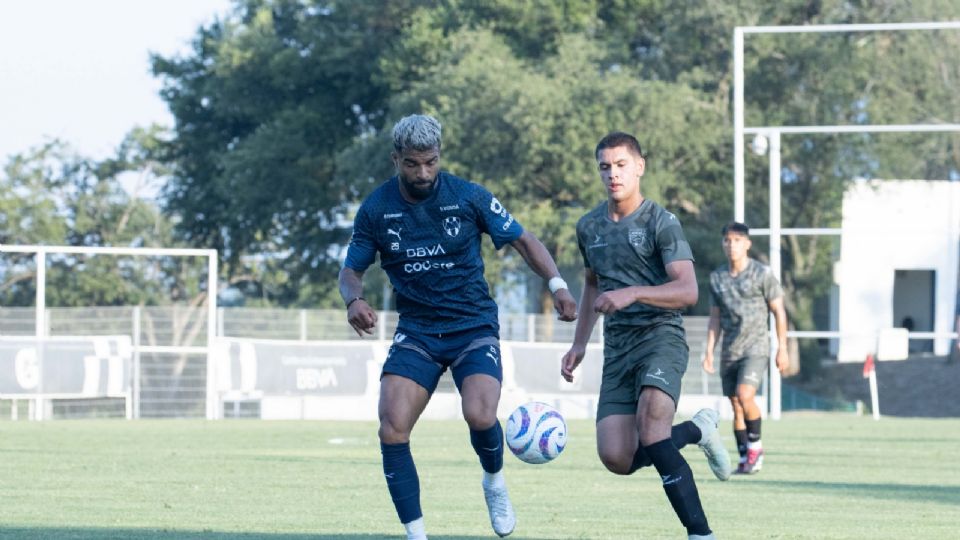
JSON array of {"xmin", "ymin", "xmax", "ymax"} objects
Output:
[{"xmin": 344, "ymin": 171, "xmax": 524, "ymax": 333}]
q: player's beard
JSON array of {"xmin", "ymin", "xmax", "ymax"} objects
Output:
[{"xmin": 400, "ymin": 175, "xmax": 436, "ymax": 200}]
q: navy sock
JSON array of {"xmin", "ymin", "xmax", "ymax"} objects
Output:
[
  {"xmin": 628, "ymin": 422, "xmax": 701, "ymax": 473},
  {"xmin": 734, "ymin": 428, "xmax": 749, "ymax": 458},
  {"xmin": 381, "ymin": 442, "xmax": 422, "ymax": 524},
  {"xmin": 645, "ymin": 438, "xmax": 711, "ymax": 536},
  {"xmin": 469, "ymin": 421, "xmax": 504, "ymax": 473},
  {"xmin": 745, "ymin": 417, "xmax": 762, "ymax": 443}
]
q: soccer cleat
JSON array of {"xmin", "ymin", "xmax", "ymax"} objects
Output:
[
  {"xmin": 482, "ymin": 479, "xmax": 516, "ymax": 537},
  {"xmin": 741, "ymin": 447, "xmax": 764, "ymax": 474},
  {"xmin": 691, "ymin": 408, "xmax": 732, "ymax": 481},
  {"xmin": 688, "ymin": 534, "xmax": 716, "ymax": 539}
]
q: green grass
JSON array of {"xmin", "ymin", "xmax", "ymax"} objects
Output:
[{"xmin": 1, "ymin": 414, "xmax": 958, "ymax": 539}]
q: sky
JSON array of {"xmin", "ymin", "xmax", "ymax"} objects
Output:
[{"xmin": 0, "ymin": 0, "xmax": 233, "ymax": 164}]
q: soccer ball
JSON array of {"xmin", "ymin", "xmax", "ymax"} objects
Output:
[{"xmin": 505, "ymin": 401, "xmax": 567, "ymax": 464}]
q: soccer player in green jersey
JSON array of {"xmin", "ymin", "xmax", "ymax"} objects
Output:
[
  {"xmin": 702, "ymin": 222, "xmax": 789, "ymax": 474},
  {"xmin": 562, "ymin": 132, "xmax": 730, "ymax": 540}
]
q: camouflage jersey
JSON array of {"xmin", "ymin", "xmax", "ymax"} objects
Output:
[
  {"xmin": 709, "ymin": 258, "xmax": 783, "ymax": 360},
  {"xmin": 576, "ymin": 198, "xmax": 694, "ymax": 333}
]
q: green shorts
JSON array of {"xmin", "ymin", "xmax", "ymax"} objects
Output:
[
  {"xmin": 596, "ymin": 323, "xmax": 689, "ymax": 422},
  {"xmin": 720, "ymin": 354, "xmax": 768, "ymax": 396}
]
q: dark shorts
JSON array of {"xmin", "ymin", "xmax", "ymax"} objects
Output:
[
  {"xmin": 596, "ymin": 323, "xmax": 689, "ymax": 422},
  {"xmin": 720, "ymin": 354, "xmax": 769, "ymax": 396},
  {"xmin": 382, "ymin": 327, "xmax": 502, "ymax": 394}
]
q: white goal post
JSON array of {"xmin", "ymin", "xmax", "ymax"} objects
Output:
[
  {"xmin": 732, "ymin": 21, "xmax": 960, "ymax": 420},
  {"xmin": 0, "ymin": 245, "xmax": 218, "ymax": 419}
]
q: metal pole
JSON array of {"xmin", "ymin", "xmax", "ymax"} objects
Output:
[
  {"xmin": 34, "ymin": 251, "xmax": 46, "ymax": 421},
  {"xmin": 739, "ymin": 21, "xmax": 960, "ymax": 35},
  {"xmin": 733, "ymin": 28, "xmax": 745, "ymax": 222},
  {"xmin": 206, "ymin": 252, "xmax": 219, "ymax": 420},
  {"xmin": 768, "ymin": 131, "xmax": 782, "ymax": 420},
  {"xmin": 132, "ymin": 306, "xmax": 141, "ymax": 419}
]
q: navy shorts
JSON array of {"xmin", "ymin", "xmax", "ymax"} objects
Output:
[{"xmin": 382, "ymin": 327, "xmax": 502, "ymax": 394}]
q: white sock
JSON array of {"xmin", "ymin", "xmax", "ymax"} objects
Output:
[
  {"xmin": 748, "ymin": 440, "xmax": 763, "ymax": 451},
  {"xmin": 483, "ymin": 470, "xmax": 505, "ymax": 489},
  {"xmin": 404, "ymin": 517, "xmax": 427, "ymax": 540}
]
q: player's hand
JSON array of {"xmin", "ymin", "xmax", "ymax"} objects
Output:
[
  {"xmin": 593, "ymin": 288, "xmax": 634, "ymax": 314},
  {"xmin": 560, "ymin": 346, "xmax": 585, "ymax": 383},
  {"xmin": 347, "ymin": 299, "xmax": 377, "ymax": 337},
  {"xmin": 775, "ymin": 347, "xmax": 790, "ymax": 375},
  {"xmin": 553, "ymin": 288, "xmax": 578, "ymax": 322},
  {"xmin": 702, "ymin": 351, "xmax": 716, "ymax": 374}
]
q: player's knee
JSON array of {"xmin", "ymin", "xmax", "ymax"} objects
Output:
[
  {"xmin": 598, "ymin": 449, "xmax": 633, "ymax": 475},
  {"xmin": 462, "ymin": 406, "xmax": 497, "ymax": 431},
  {"xmin": 378, "ymin": 420, "xmax": 411, "ymax": 444},
  {"xmin": 736, "ymin": 388, "xmax": 756, "ymax": 403},
  {"xmin": 460, "ymin": 393, "xmax": 498, "ymax": 429}
]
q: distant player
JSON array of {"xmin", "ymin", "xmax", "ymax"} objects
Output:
[
  {"xmin": 702, "ymin": 222, "xmax": 789, "ymax": 474},
  {"xmin": 338, "ymin": 114, "xmax": 577, "ymax": 540},
  {"xmin": 561, "ymin": 132, "xmax": 730, "ymax": 540}
]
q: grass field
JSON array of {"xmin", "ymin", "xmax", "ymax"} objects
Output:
[{"xmin": 1, "ymin": 414, "xmax": 958, "ymax": 539}]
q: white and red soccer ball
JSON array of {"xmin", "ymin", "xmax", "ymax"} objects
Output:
[{"xmin": 505, "ymin": 401, "xmax": 567, "ymax": 464}]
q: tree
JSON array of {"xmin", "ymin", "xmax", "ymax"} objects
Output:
[
  {"xmin": 0, "ymin": 135, "xmax": 206, "ymax": 309},
  {"xmin": 338, "ymin": 27, "xmax": 727, "ymax": 315},
  {"xmin": 152, "ymin": 0, "xmax": 959, "ymax": 378},
  {"xmin": 151, "ymin": 0, "xmax": 448, "ymax": 307}
]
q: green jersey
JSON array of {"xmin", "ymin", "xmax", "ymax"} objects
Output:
[{"xmin": 576, "ymin": 199, "xmax": 694, "ymax": 332}]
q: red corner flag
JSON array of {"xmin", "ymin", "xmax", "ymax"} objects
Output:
[{"xmin": 862, "ymin": 354, "xmax": 875, "ymax": 379}]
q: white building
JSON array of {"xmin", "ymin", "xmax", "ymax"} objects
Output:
[{"xmin": 835, "ymin": 180, "xmax": 960, "ymax": 361}]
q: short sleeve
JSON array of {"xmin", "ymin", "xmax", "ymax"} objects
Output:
[
  {"xmin": 761, "ymin": 266, "xmax": 784, "ymax": 302},
  {"xmin": 471, "ymin": 185, "xmax": 524, "ymax": 249},
  {"xmin": 576, "ymin": 222, "xmax": 591, "ymax": 270},
  {"xmin": 709, "ymin": 272, "xmax": 722, "ymax": 307},
  {"xmin": 343, "ymin": 204, "xmax": 378, "ymax": 272},
  {"xmin": 656, "ymin": 211, "xmax": 694, "ymax": 265}
]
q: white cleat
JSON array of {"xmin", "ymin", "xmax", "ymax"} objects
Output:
[
  {"xmin": 691, "ymin": 408, "xmax": 732, "ymax": 481},
  {"xmin": 482, "ymin": 479, "xmax": 516, "ymax": 537},
  {"xmin": 688, "ymin": 533, "xmax": 716, "ymax": 539}
]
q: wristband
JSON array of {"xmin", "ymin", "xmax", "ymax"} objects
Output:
[
  {"xmin": 345, "ymin": 296, "xmax": 365, "ymax": 309},
  {"xmin": 548, "ymin": 277, "xmax": 568, "ymax": 294}
]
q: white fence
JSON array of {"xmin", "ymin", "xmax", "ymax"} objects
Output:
[{"xmin": 0, "ymin": 307, "xmax": 724, "ymax": 420}]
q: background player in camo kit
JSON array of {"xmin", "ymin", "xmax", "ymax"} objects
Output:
[
  {"xmin": 561, "ymin": 131, "xmax": 730, "ymax": 540},
  {"xmin": 702, "ymin": 221, "xmax": 789, "ymax": 474}
]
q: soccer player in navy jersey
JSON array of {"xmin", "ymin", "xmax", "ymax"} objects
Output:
[
  {"xmin": 561, "ymin": 132, "xmax": 729, "ymax": 540},
  {"xmin": 338, "ymin": 114, "xmax": 577, "ymax": 540}
]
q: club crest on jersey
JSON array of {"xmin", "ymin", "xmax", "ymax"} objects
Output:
[
  {"xmin": 629, "ymin": 229, "xmax": 647, "ymax": 247},
  {"xmin": 443, "ymin": 216, "xmax": 461, "ymax": 237}
]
